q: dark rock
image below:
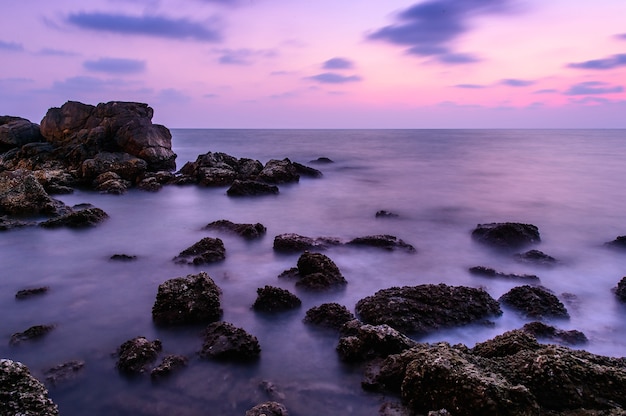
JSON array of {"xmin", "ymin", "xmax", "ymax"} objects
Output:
[
  {"xmin": 347, "ymin": 234, "xmax": 415, "ymax": 253},
  {"xmin": 514, "ymin": 249, "xmax": 557, "ymax": 266},
  {"xmin": 10, "ymin": 324, "xmax": 56, "ymax": 345},
  {"xmin": 204, "ymin": 219, "xmax": 267, "ymax": 239},
  {"xmin": 0, "ymin": 359, "xmax": 59, "ymax": 415},
  {"xmin": 150, "ymin": 354, "xmax": 188, "ymax": 380},
  {"xmin": 309, "ymin": 157, "xmax": 334, "ymax": 164},
  {"xmin": 337, "ymin": 320, "xmax": 417, "ymax": 362},
  {"xmin": 82, "ymin": 152, "xmax": 148, "ymax": 183},
  {"xmin": 39, "ymin": 207, "xmax": 108, "ymax": 228},
  {"xmin": 355, "ymin": 284, "xmax": 502, "ymax": 334},
  {"xmin": 0, "ymin": 215, "xmax": 35, "ymax": 230},
  {"xmin": 245, "ymin": 401, "xmax": 289, "ymax": 416},
  {"xmin": 33, "ymin": 169, "xmax": 77, "ymax": 195},
  {"xmin": 110, "ymin": 254, "xmax": 137, "ymax": 261},
  {"xmin": 499, "ymin": 285, "xmax": 569, "ymax": 320},
  {"xmin": 0, "ymin": 116, "xmax": 42, "ymax": 151},
  {"xmin": 471, "ymin": 328, "xmax": 541, "ymax": 359},
  {"xmin": 15, "ymin": 286, "xmax": 49, "ymax": 299},
  {"xmin": 257, "ymin": 158, "xmax": 300, "ymax": 183},
  {"xmin": 614, "ymin": 276, "xmax": 626, "ymax": 302},
  {"xmin": 469, "ymin": 266, "xmax": 539, "ymax": 281},
  {"xmin": 136, "ymin": 176, "xmax": 161, "ymax": 192},
  {"xmin": 293, "ymin": 161, "xmax": 323, "ymax": 178},
  {"xmin": 227, "ymin": 179, "xmax": 279, "ymax": 196},
  {"xmin": 252, "ymin": 285, "xmax": 301, "ymax": 313},
  {"xmin": 605, "ymin": 235, "xmax": 626, "ymax": 249},
  {"xmin": 0, "ymin": 169, "xmax": 62, "ymax": 216},
  {"xmin": 304, "ymin": 303, "xmax": 355, "ymax": 330},
  {"xmin": 173, "ymin": 237, "xmax": 226, "ymax": 265},
  {"xmin": 43, "ymin": 360, "xmax": 85, "ymax": 386},
  {"xmin": 521, "ymin": 321, "xmax": 588, "ymax": 345},
  {"xmin": 152, "ymin": 271, "xmax": 222, "ymax": 326},
  {"xmin": 273, "ymin": 233, "xmax": 341, "ymax": 252},
  {"xmin": 199, "ymin": 321, "xmax": 261, "ymax": 361},
  {"xmin": 375, "ymin": 210, "xmax": 399, "ymax": 218},
  {"xmin": 178, "ymin": 151, "xmax": 263, "ymax": 186},
  {"xmin": 115, "ymin": 336, "xmax": 162, "ymax": 374},
  {"xmin": 471, "ymin": 222, "xmax": 541, "ymax": 250},
  {"xmin": 288, "ymin": 251, "xmax": 347, "ymax": 291}
]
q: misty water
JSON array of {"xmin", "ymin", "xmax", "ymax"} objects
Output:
[{"xmin": 2, "ymin": 129, "xmax": 626, "ymax": 415}]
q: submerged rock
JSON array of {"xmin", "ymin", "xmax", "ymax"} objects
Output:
[
  {"xmin": 614, "ymin": 276, "xmax": 626, "ymax": 302},
  {"xmin": 499, "ymin": 285, "xmax": 569, "ymax": 320},
  {"xmin": 347, "ymin": 234, "xmax": 415, "ymax": 253},
  {"xmin": 115, "ymin": 336, "xmax": 162, "ymax": 374},
  {"xmin": 43, "ymin": 360, "xmax": 85, "ymax": 386},
  {"xmin": 273, "ymin": 233, "xmax": 341, "ymax": 252},
  {"xmin": 471, "ymin": 222, "xmax": 541, "ymax": 250},
  {"xmin": 150, "ymin": 354, "xmax": 188, "ymax": 380},
  {"xmin": 282, "ymin": 251, "xmax": 347, "ymax": 291},
  {"xmin": 355, "ymin": 284, "xmax": 502, "ymax": 334},
  {"xmin": 252, "ymin": 285, "xmax": 301, "ymax": 313},
  {"xmin": 0, "ymin": 359, "xmax": 59, "ymax": 415},
  {"xmin": 293, "ymin": 161, "xmax": 323, "ymax": 178},
  {"xmin": 200, "ymin": 321, "xmax": 261, "ymax": 361},
  {"xmin": 39, "ymin": 207, "xmax": 108, "ymax": 228},
  {"xmin": 10, "ymin": 324, "xmax": 56, "ymax": 345},
  {"xmin": 469, "ymin": 266, "xmax": 539, "ymax": 281},
  {"xmin": 204, "ymin": 219, "xmax": 267, "ymax": 239},
  {"xmin": 514, "ymin": 249, "xmax": 557, "ymax": 266},
  {"xmin": 375, "ymin": 210, "xmax": 399, "ymax": 218},
  {"xmin": 173, "ymin": 237, "xmax": 226, "ymax": 265},
  {"xmin": 227, "ymin": 179, "xmax": 279, "ymax": 196},
  {"xmin": 110, "ymin": 253, "xmax": 137, "ymax": 261},
  {"xmin": 605, "ymin": 235, "xmax": 626, "ymax": 249},
  {"xmin": 521, "ymin": 321, "xmax": 587, "ymax": 345},
  {"xmin": 15, "ymin": 286, "xmax": 49, "ymax": 299},
  {"xmin": 304, "ymin": 303, "xmax": 355, "ymax": 330}
]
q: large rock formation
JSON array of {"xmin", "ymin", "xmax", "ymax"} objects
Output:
[{"xmin": 0, "ymin": 359, "xmax": 59, "ymax": 415}]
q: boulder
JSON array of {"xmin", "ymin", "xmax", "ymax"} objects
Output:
[
  {"xmin": 115, "ymin": 336, "xmax": 162, "ymax": 374},
  {"xmin": 39, "ymin": 207, "xmax": 109, "ymax": 228},
  {"xmin": 173, "ymin": 237, "xmax": 226, "ymax": 265},
  {"xmin": 471, "ymin": 222, "xmax": 541, "ymax": 250},
  {"xmin": 303, "ymin": 303, "xmax": 355, "ymax": 330},
  {"xmin": 43, "ymin": 360, "xmax": 85, "ymax": 386},
  {"xmin": 521, "ymin": 321, "xmax": 587, "ymax": 345},
  {"xmin": 0, "ymin": 116, "xmax": 42, "ymax": 151},
  {"xmin": 273, "ymin": 233, "xmax": 341, "ymax": 252},
  {"xmin": 615, "ymin": 276, "xmax": 626, "ymax": 302},
  {"xmin": 0, "ymin": 169, "xmax": 63, "ymax": 216},
  {"xmin": 355, "ymin": 284, "xmax": 502, "ymax": 334},
  {"xmin": 200, "ymin": 321, "xmax": 261, "ymax": 361},
  {"xmin": 468, "ymin": 266, "xmax": 539, "ymax": 281},
  {"xmin": 0, "ymin": 359, "xmax": 59, "ymax": 415},
  {"xmin": 204, "ymin": 219, "xmax": 267, "ymax": 239},
  {"xmin": 514, "ymin": 249, "xmax": 557, "ymax": 266},
  {"xmin": 150, "ymin": 354, "xmax": 188, "ymax": 380},
  {"xmin": 152, "ymin": 272, "xmax": 222, "ymax": 326},
  {"xmin": 337, "ymin": 320, "xmax": 417, "ymax": 362},
  {"xmin": 245, "ymin": 401, "xmax": 289, "ymax": 416},
  {"xmin": 499, "ymin": 285, "xmax": 569, "ymax": 320},
  {"xmin": 227, "ymin": 179, "xmax": 279, "ymax": 196},
  {"xmin": 9, "ymin": 324, "xmax": 56, "ymax": 345},
  {"xmin": 257, "ymin": 158, "xmax": 299, "ymax": 183},
  {"xmin": 347, "ymin": 234, "xmax": 415, "ymax": 253},
  {"xmin": 252, "ymin": 285, "xmax": 301, "ymax": 313},
  {"xmin": 289, "ymin": 251, "xmax": 347, "ymax": 291}
]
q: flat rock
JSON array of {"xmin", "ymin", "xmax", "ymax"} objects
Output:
[
  {"xmin": 469, "ymin": 266, "xmax": 539, "ymax": 281},
  {"xmin": 514, "ymin": 249, "xmax": 557, "ymax": 266},
  {"xmin": 252, "ymin": 285, "xmax": 301, "ymax": 313},
  {"xmin": 200, "ymin": 321, "xmax": 261, "ymax": 361},
  {"xmin": 43, "ymin": 360, "xmax": 85, "ymax": 386},
  {"xmin": 15, "ymin": 286, "xmax": 49, "ymax": 299},
  {"xmin": 173, "ymin": 237, "xmax": 226, "ymax": 265},
  {"xmin": 204, "ymin": 219, "xmax": 266, "ymax": 239},
  {"xmin": 0, "ymin": 359, "xmax": 59, "ymax": 415},
  {"xmin": 347, "ymin": 234, "xmax": 415, "ymax": 252},
  {"xmin": 471, "ymin": 222, "xmax": 541, "ymax": 250},
  {"xmin": 499, "ymin": 285, "xmax": 569, "ymax": 320}
]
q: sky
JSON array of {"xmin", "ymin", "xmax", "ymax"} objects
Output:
[{"xmin": 1, "ymin": 0, "xmax": 626, "ymax": 128}]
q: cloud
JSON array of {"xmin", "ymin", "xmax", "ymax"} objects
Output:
[
  {"xmin": 216, "ymin": 48, "xmax": 277, "ymax": 65},
  {"xmin": 454, "ymin": 84, "xmax": 485, "ymax": 89},
  {"xmin": 38, "ymin": 48, "xmax": 79, "ymax": 57},
  {"xmin": 83, "ymin": 57, "xmax": 146, "ymax": 74},
  {"xmin": 533, "ymin": 88, "xmax": 559, "ymax": 94},
  {"xmin": 367, "ymin": 0, "xmax": 520, "ymax": 64},
  {"xmin": 567, "ymin": 53, "xmax": 626, "ymax": 70},
  {"xmin": 306, "ymin": 73, "xmax": 362, "ymax": 84},
  {"xmin": 322, "ymin": 57, "xmax": 354, "ymax": 70},
  {"xmin": 500, "ymin": 78, "xmax": 534, "ymax": 87},
  {"xmin": 0, "ymin": 40, "xmax": 24, "ymax": 52},
  {"xmin": 565, "ymin": 81, "xmax": 624, "ymax": 95},
  {"xmin": 66, "ymin": 12, "xmax": 222, "ymax": 42},
  {"xmin": 616, "ymin": 33, "xmax": 626, "ymax": 40}
]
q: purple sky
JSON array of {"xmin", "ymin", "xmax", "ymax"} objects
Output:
[{"xmin": 1, "ymin": 0, "xmax": 626, "ymax": 128}]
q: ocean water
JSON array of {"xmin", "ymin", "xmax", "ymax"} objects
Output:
[{"xmin": 2, "ymin": 129, "xmax": 626, "ymax": 415}]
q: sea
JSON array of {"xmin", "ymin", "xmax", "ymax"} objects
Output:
[{"xmin": 2, "ymin": 129, "xmax": 626, "ymax": 415}]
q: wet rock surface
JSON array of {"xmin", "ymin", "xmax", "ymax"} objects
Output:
[
  {"xmin": 521, "ymin": 321, "xmax": 587, "ymax": 345},
  {"xmin": 173, "ymin": 237, "xmax": 226, "ymax": 265},
  {"xmin": 245, "ymin": 401, "xmax": 289, "ymax": 416},
  {"xmin": 115, "ymin": 336, "xmax": 162, "ymax": 374},
  {"xmin": 514, "ymin": 249, "xmax": 558, "ymax": 265},
  {"xmin": 614, "ymin": 276, "xmax": 626, "ymax": 302},
  {"xmin": 150, "ymin": 354, "xmax": 188, "ymax": 380},
  {"xmin": 472, "ymin": 222, "xmax": 541, "ymax": 250},
  {"xmin": 281, "ymin": 251, "xmax": 347, "ymax": 291},
  {"xmin": 227, "ymin": 179, "xmax": 279, "ymax": 196},
  {"xmin": 337, "ymin": 320, "xmax": 417, "ymax": 362},
  {"xmin": 39, "ymin": 207, "xmax": 109, "ymax": 228},
  {"xmin": 253, "ymin": 285, "xmax": 301, "ymax": 313},
  {"xmin": 15, "ymin": 286, "xmax": 49, "ymax": 299},
  {"xmin": 200, "ymin": 321, "xmax": 261, "ymax": 361},
  {"xmin": 273, "ymin": 233, "xmax": 341, "ymax": 252},
  {"xmin": 347, "ymin": 234, "xmax": 415, "ymax": 252},
  {"xmin": 43, "ymin": 360, "xmax": 85, "ymax": 386},
  {"xmin": 303, "ymin": 303, "xmax": 355, "ymax": 330},
  {"xmin": 499, "ymin": 285, "xmax": 569, "ymax": 319},
  {"xmin": 9, "ymin": 324, "xmax": 56, "ymax": 345},
  {"xmin": 355, "ymin": 284, "xmax": 502, "ymax": 334},
  {"xmin": 0, "ymin": 359, "xmax": 59, "ymax": 416},
  {"xmin": 204, "ymin": 219, "xmax": 267, "ymax": 239},
  {"xmin": 469, "ymin": 266, "xmax": 539, "ymax": 281}
]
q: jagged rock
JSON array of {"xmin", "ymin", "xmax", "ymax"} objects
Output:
[
  {"xmin": 304, "ymin": 303, "xmax": 355, "ymax": 330},
  {"xmin": 252, "ymin": 285, "xmax": 301, "ymax": 313},
  {"xmin": 93, "ymin": 171, "xmax": 131, "ymax": 194},
  {"xmin": 82, "ymin": 152, "xmax": 148, "ymax": 184},
  {"xmin": 355, "ymin": 284, "xmax": 502, "ymax": 334},
  {"xmin": 32, "ymin": 169, "xmax": 76, "ymax": 194},
  {"xmin": 257, "ymin": 158, "xmax": 300, "ymax": 183},
  {"xmin": 0, "ymin": 116, "xmax": 42, "ymax": 150},
  {"xmin": 521, "ymin": 321, "xmax": 587, "ymax": 345},
  {"xmin": 15, "ymin": 286, "xmax": 49, "ymax": 299},
  {"xmin": 115, "ymin": 336, "xmax": 162, "ymax": 374},
  {"xmin": 469, "ymin": 266, "xmax": 539, "ymax": 281},
  {"xmin": 375, "ymin": 210, "xmax": 399, "ymax": 218},
  {"xmin": 178, "ymin": 151, "xmax": 263, "ymax": 186},
  {"xmin": 204, "ymin": 219, "xmax": 267, "ymax": 239},
  {"xmin": 200, "ymin": 321, "xmax": 261, "ymax": 361},
  {"xmin": 273, "ymin": 233, "xmax": 341, "ymax": 252},
  {"xmin": 0, "ymin": 215, "xmax": 35, "ymax": 230},
  {"xmin": 499, "ymin": 285, "xmax": 569, "ymax": 320},
  {"xmin": 293, "ymin": 161, "xmax": 323, "ymax": 178},
  {"xmin": 615, "ymin": 276, "xmax": 626, "ymax": 302},
  {"xmin": 347, "ymin": 234, "xmax": 415, "ymax": 252},
  {"xmin": 152, "ymin": 272, "xmax": 222, "ymax": 326},
  {"xmin": 285, "ymin": 251, "xmax": 347, "ymax": 290},
  {"xmin": 0, "ymin": 359, "xmax": 59, "ymax": 415},
  {"xmin": 0, "ymin": 169, "xmax": 63, "ymax": 215},
  {"xmin": 173, "ymin": 237, "xmax": 226, "ymax": 265},
  {"xmin": 514, "ymin": 249, "xmax": 557, "ymax": 266},
  {"xmin": 227, "ymin": 179, "xmax": 279, "ymax": 196},
  {"xmin": 150, "ymin": 354, "xmax": 188, "ymax": 380},
  {"xmin": 337, "ymin": 320, "xmax": 417, "ymax": 362},
  {"xmin": 471, "ymin": 222, "xmax": 541, "ymax": 250},
  {"xmin": 10, "ymin": 324, "xmax": 56, "ymax": 345},
  {"xmin": 245, "ymin": 401, "xmax": 289, "ymax": 416},
  {"xmin": 43, "ymin": 360, "xmax": 85, "ymax": 386},
  {"xmin": 39, "ymin": 207, "xmax": 108, "ymax": 228}
]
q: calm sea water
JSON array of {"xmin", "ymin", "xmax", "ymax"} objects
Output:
[{"xmin": 2, "ymin": 129, "xmax": 626, "ymax": 415}]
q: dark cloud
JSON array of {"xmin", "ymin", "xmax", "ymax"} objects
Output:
[
  {"xmin": 83, "ymin": 57, "xmax": 146, "ymax": 74},
  {"xmin": 454, "ymin": 84, "xmax": 485, "ymax": 89},
  {"xmin": 216, "ymin": 48, "xmax": 276, "ymax": 65},
  {"xmin": 565, "ymin": 81, "xmax": 624, "ymax": 95},
  {"xmin": 38, "ymin": 48, "xmax": 79, "ymax": 57},
  {"xmin": 322, "ymin": 57, "xmax": 354, "ymax": 70},
  {"xmin": 306, "ymin": 73, "xmax": 362, "ymax": 84},
  {"xmin": 66, "ymin": 12, "xmax": 221, "ymax": 42},
  {"xmin": 500, "ymin": 78, "xmax": 534, "ymax": 87},
  {"xmin": 0, "ymin": 40, "xmax": 24, "ymax": 52},
  {"xmin": 367, "ymin": 0, "xmax": 520, "ymax": 64},
  {"xmin": 567, "ymin": 53, "xmax": 626, "ymax": 70}
]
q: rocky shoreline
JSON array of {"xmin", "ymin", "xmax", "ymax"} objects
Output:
[{"xmin": 3, "ymin": 101, "xmax": 626, "ymax": 415}]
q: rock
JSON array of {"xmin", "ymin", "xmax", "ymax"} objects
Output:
[
  {"xmin": 499, "ymin": 285, "xmax": 569, "ymax": 320},
  {"xmin": 514, "ymin": 249, "xmax": 557, "ymax": 266},
  {"xmin": 173, "ymin": 237, "xmax": 226, "ymax": 265},
  {"xmin": 10, "ymin": 324, "xmax": 56, "ymax": 345},
  {"xmin": 304, "ymin": 303, "xmax": 355, "ymax": 330},
  {"xmin": 15, "ymin": 286, "xmax": 49, "ymax": 299},
  {"xmin": 0, "ymin": 116, "xmax": 42, "ymax": 151},
  {"xmin": 227, "ymin": 179, "xmax": 279, "ymax": 196},
  {"xmin": 293, "ymin": 162, "xmax": 323, "ymax": 178},
  {"xmin": 39, "ymin": 207, "xmax": 108, "ymax": 228},
  {"xmin": 471, "ymin": 222, "xmax": 541, "ymax": 250},
  {"xmin": 355, "ymin": 284, "xmax": 502, "ymax": 334},
  {"xmin": 152, "ymin": 272, "xmax": 222, "ymax": 326},
  {"xmin": 245, "ymin": 401, "xmax": 289, "ymax": 416},
  {"xmin": 33, "ymin": 169, "xmax": 77, "ymax": 194},
  {"xmin": 309, "ymin": 157, "xmax": 334, "ymax": 164},
  {"xmin": 521, "ymin": 321, "xmax": 587, "ymax": 345},
  {"xmin": 204, "ymin": 219, "xmax": 267, "ymax": 239},
  {"xmin": 273, "ymin": 233, "xmax": 341, "ymax": 252},
  {"xmin": 115, "ymin": 336, "xmax": 162, "ymax": 374},
  {"xmin": 337, "ymin": 320, "xmax": 417, "ymax": 362},
  {"xmin": 110, "ymin": 254, "xmax": 137, "ymax": 261},
  {"xmin": 615, "ymin": 276, "xmax": 626, "ymax": 301},
  {"xmin": 471, "ymin": 328, "xmax": 541, "ymax": 359},
  {"xmin": 43, "ymin": 360, "xmax": 85, "ymax": 386},
  {"xmin": 257, "ymin": 158, "xmax": 300, "ymax": 183},
  {"xmin": 199, "ymin": 321, "xmax": 261, "ymax": 361},
  {"xmin": 82, "ymin": 152, "xmax": 148, "ymax": 184},
  {"xmin": 347, "ymin": 234, "xmax": 415, "ymax": 253},
  {"xmin": 375, "ymin": 210, "xmax": 399, "ymax": 218},
  {"xmin": 150, "ymin": 354, "xmax": 188, "ymax": 380},
  {"xmin": 252, "ymin": 285, "xmax": 301, "ymax": 313},
  {"xmin": 605, "ymin": 235, "xmax": 626, "ymax": 249},
  {"xmin": 468, "ymin": 266, "xmax": 539, "ymax": 281},
  {"xmin": 178, "ymin": 151, "xmax": 263, "ymax": 186},
  {"xmin": 0, "ymin": 358, "xmax": 59, "ymax": 415},
  {"xmin": 287, "ymin": 251, "xmax": 347, "ymax": 291},
  {"xmin": 0, "ymin": 215, "xmax": 35, "ymax": 230},
  {"xmin": 0, "ymin": 169, "xmax": 62, "ymax": 215}
]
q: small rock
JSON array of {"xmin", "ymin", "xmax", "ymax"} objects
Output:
[
  {"xmin": 292, "ymin": 251, "xmax": 347, "ymax": 291},
  {"xmin": 347, "ymin": 234, "xmax": 415, "ymax": 253},
  {"xmin": 43, "ymin": 360, "xmax": 85, "ymax": 386},
  {"xmin": 10, "ymin": 324, "xmax": 56, "ymax": 345},
  {"xmin": 150, "ymin": 354, "xmax": 188, "ymax": 380},
  {"xmin": 245, "ymin": 401, "xmax": 289, "ymax": 416},
  {"xmin": 115, "ymin": 336, "xmax": 162, "ymax": 374},
  {"xmin": 204, "ymin": 219, "xmax": 267, "ymax": 239},
  {"xmin": 39, "ymin": 207, "xmax": 108, "ymax": 228},
  {"xmin": 227, "ymin": 179, "xmax": 279, "ymax": 196},
  {"xmin": 469, "ymin": 266, "xmax": 539, "ymax": 281},
  {"xmin": 471, "ymin": 222, "xmax": 541, "ymax": 250},
  {"xmin": 605, "ymin": 235, "xmax": 626, "ymax": 249},
  {"xmin": 337, "ymin": 321, "xmax": 417, "ymax": 362},
  {"xmin": 110, "ymin": 254, "xmax": 137, "ymax": 261},
  {"xmin": 200, "ymin": 321, "xmax": 261, "ymax": 361},
  {"xmin": 499, "ymin": 285, "xmax": 569, "ymax": 320},
  {"xmin": 173, "ymin": 237, "xmax": 225, "ymax": 265},
  {"xmin": 309, "ymin": 157, "xmax": 334, "ymax": 164},
  {"xmin": 304, "ymin": 303, "xmax": 355, "ymax": 330},
  {"xmin": 253, "ymin": 286, "xmax": 301, "ymax": 313},
  {"xmin": 375, "ymin": 210, "xmax": 399, "ymax": 218},
  {"xmin": 614, "ymin": 276, "xmax": 626, "ymax": 302},
  {"xmin": 514, "ymin": 249, "xmax": 557, "ymax": 266},
  {"xmin": 521, "ymin": 321, "xmax": 587, "ymax": 345},
  {"xmin": 273, "ymin": 233, "xmax": 341, "ymax": 252},
  {"xmin": 293, "ymin": 162, "xmax": 323, "ymax": 178},
  {"xmin": 15, "ymin": 286, "xmax": 49, "ymax": 299}
]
